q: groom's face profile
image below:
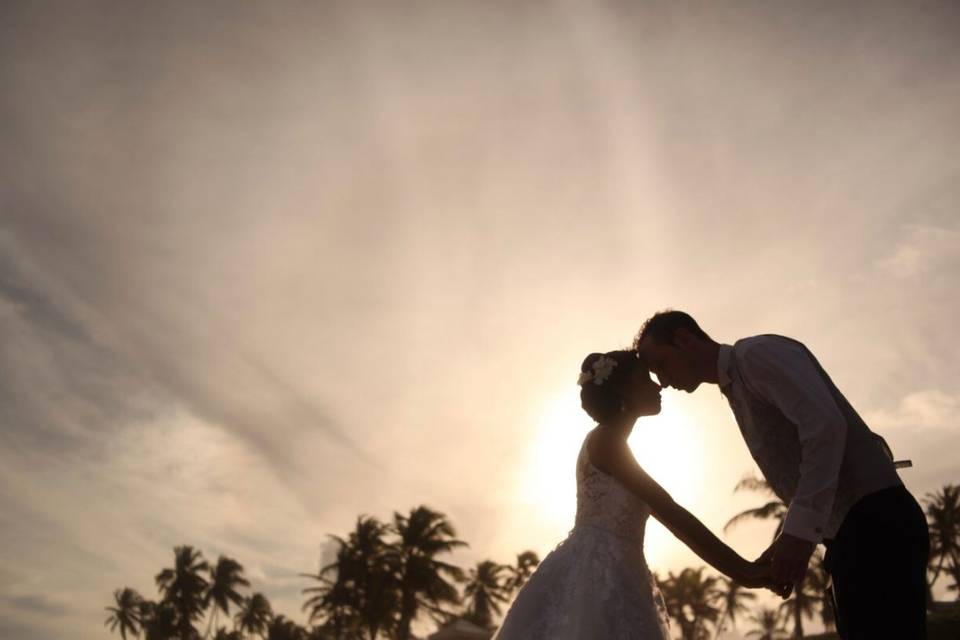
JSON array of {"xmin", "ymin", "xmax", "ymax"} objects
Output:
[{"xmin": 636, "ymin": 331, "xmax": 701, "ymax": 393}]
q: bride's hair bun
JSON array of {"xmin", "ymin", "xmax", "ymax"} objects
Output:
[{"xmin": 579, "ymin": 350, "xmax": 642, "ymax": 423}]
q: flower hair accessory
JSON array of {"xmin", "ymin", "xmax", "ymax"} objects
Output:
[{"xmin": 577, "ymin": 355, "xmax": 618, "ymax": 387}]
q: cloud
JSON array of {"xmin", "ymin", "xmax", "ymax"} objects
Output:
[
  {"xmin": 0, "ymin": 232, "xmax": 163, "ymax": 454},
  {"xmin": 0, "ymin": 617, "xmax": 60, "ymax": 640},
  {"xmin": 879, "ymin": 224, "xmax": 960, "ymax": 279},
  {"xmin": 866, "ymin": 389, "xmax": 960, "ymax": 432},
  {"xmin": 2, "ymin": 593, "xmax": 73, "ymax": 617},
  {"xmin": 1, "ymin": 2, "xmax": 959, "ymax": 639},
  {"xmin": 0, "ymin": 231, "xmax": 387, "ymax": 636}
]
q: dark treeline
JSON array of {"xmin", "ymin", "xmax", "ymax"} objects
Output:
[
  {"xmin": 657, "ymin": 479, "xmax": 960, "ymax": 640},
  {"xmin": 107, "ymin": 483, "xmax": 960, "ymax": 640},
  {"xmin": 105, "ymin": 505, "xmax": 538, "ymax": 640}
]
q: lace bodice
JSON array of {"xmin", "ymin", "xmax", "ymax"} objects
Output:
[
  {"xmin": 491, "ymin": 433, "xmax": 671, "ymax": 639},
  {"xmin": 573, "ymin": 434, "xmax": 652, "ymax": 544}
]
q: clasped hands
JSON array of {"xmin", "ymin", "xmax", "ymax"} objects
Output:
[{"xmin": 738, "ymin": 533, "xmax": 816, "ymax": 599}]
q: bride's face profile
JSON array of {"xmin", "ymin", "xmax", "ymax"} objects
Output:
[{"xmin": 622, "ymin": 367, "xmax": 662, "ymax": 417}]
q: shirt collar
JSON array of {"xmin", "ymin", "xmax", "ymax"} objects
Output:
[{"xmin": 717, "ymin": 343, "xmax": 734, "ymax": 390}]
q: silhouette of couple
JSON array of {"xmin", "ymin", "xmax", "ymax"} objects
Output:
[{"xmin": 492, "ymin": 310, "xmax": 929, "ymax": 640}]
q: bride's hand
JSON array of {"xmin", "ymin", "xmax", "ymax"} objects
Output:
[
  {"xmin": 738, "ymin": 560, "xmax": 769, "ymax": 588},
  {"xmin": 739, "ymin": 561, "xmax": 792, "ymax": 598}
]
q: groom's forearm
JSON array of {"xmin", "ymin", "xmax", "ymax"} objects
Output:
[{"xmin": 781, "ymin": 412, "xmax": 847, "ymax": 542}]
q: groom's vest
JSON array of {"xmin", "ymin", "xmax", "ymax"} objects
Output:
[{"xmin": 725, "ymin": 335, "xmax": 902, "ymax": 540}]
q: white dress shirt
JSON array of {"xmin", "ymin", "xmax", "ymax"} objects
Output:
[{"xmin": 718, "ymin": 335, "xmax": 901, "ymax": 543}]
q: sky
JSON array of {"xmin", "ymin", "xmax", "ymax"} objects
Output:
[{"xmin": 2, "ymin": 1, "xmax": 959, "ymax": 639}]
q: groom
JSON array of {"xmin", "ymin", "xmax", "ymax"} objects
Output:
[{"xmin": 634, "ymin": 310, "xmax": 930, "ymax": 639}]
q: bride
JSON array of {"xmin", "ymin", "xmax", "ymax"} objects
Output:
[{"xmin": 492, "ymin": 350, "xmax": 778, "ymax": 639}]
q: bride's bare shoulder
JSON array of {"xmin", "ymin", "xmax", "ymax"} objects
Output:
[{"xmin": 584, "ymin": 427, "xmax": 627, "ymax": 475}]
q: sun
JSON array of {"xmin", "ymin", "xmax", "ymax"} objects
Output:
[
  {"xmin": 518, "ymin": 388, "xmax": 704, "ymax": 565},
  {"xmin": 519, "ymin": 391, "xmax": 590, "ymax": 530},
  {"xmin": 626, "ymin": 394, "xmax": 705, "ymax": 565}
]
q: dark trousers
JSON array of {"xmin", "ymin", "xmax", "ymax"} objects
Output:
[{"xmin": 822, "ymin": 485, "xmax": 930, "ymax": 640}]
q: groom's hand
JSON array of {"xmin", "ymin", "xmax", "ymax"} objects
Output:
[
  {"xmin": 754, "ymin": 541, "xmax": 777, "ymax": 565},
  {"xmin": 746, "ymin": 551, "xmax": 792, "ymax": 598},
  {"xmin": 770, "ymin": 533, "xmax": 815, "ymax": 589},
  {"xmin": 753, "ymin": 542, "xmax": 793, "ymax": 598},
  {"xmin": 742, "ymin": 564, "xmax": 792, "ymax": 599}
]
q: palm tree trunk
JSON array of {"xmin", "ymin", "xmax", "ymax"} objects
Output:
[
  {"xmin": 396, "ymin": 590, "xmax": 416, "ymax": 640},
  {"xmin": 930, "ymin": 554, "xmax": 945, "ymax": 590},
  {"xmin": 204, "ymin": 606, "xmax": 218, "ymax": 640},
  {"xmin": 793, "ymin": 601, "xmax": 803, "ymax": 638},
  {"xmin": 712, "ymin": 601, "xmax": 729, "ymax": 640}
]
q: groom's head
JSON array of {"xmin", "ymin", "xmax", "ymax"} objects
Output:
[{"xmin": 634, "ymin": 310, "xmax": 716, "ymax": 393}]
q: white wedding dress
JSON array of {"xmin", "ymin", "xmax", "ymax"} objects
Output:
[{"xmin": 491, "ymin": 435, "xmax": 672, "ymax": 639}]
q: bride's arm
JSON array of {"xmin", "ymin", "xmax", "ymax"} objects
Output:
[{"xmin": 588, "ymin": 429, "xmax": 766, "ymax": 585}]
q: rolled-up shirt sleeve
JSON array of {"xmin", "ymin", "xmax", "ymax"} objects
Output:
[{"xmin": 739, "ymin": 338, "xmax": 848, "ymax": 543}]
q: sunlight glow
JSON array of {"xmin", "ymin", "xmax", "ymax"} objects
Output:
[
  {"xmin": 517, "ymin": 390, "xmax": 591, "ymax": 542},
  {"xmin": 628, "ymin": 394, "xmax": 705, "ymax": 566},
  {"xmin": 518, "ymin": 389, "xmax": 705, "ymax": 567}
]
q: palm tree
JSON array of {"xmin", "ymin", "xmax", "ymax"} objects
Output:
[
  {"xmin": 925, "ymin": 484, "xmax": 960, "ymax": 602},
  {"xmin": 724, "ymin": 475, "xmax": 787, "ymax": 542},
  {"xmin": 461, "ymin": 560, "xmax": 511, "ymax": 629},
  {"xmin": 300, "ymin": 541, "xmax": 365, "ymax": 638},
  {"xmin": 213, "ymin": 629, "xmax": 243, "ymax": 640},
  {"xmin": 304, "ymin": 622, "xmax": 365, "ymax": 640},
  {"xmin": 156, "ymin": 545, "xmax": 211, "ymax": 640},
  {"xmin": 657, "ymin": 567, "xmax": 722, "ymax": 640},
  {"xmin": 139, "ymin": 600, "xmax": 179, "ymax": 640},
  {"xmin": 105, "ymin": 587, "xmax": 144, "ymax": 639},
  {"xmin": 712, "ymin": 577, "xmax": 755, "ymax": 640},
  {"xmin": 807, "ymin": 553, "xmax": 834, "ymax": 631},
  {"xmin": 266, "ymin": 615, "xmax": 308, "ymax": 640},
  {"xmin": 235, "ymin": 592, "xmax": 273, "ymax": 639},
  {"xmin": 305, "ymin": 626, "xmax": 359, "ymax": 640},
  {"xmin": 301, "ymin": 516, "xmax": 399, "ymax": 640},
  {"xmin": 503, "ymin": 550, "xmax": 540, "ymax": 594},
  {"xmin": 947, "ymin": 560, "xmax": 960, "ymax": 598},
  {"xmin": 777, "ymin": 573, "xmax": 819, "ymax": 639},
  {"xmin": 746, "ymin": 606, "xmax": 788, "ymax": 639},
  {"xmin": 203, "ymin": 556, "xmax": 250, "ymax": 639},
  {"xmin": 390, "ymin": 506, "xmax": 468, "ymax": 638}
]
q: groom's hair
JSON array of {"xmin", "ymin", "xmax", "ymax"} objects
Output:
[{"xmin": 634, "ymin": 310, "xmax": 710, "ymax": 348}]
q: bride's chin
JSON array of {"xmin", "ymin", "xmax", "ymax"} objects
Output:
[{"xmin": 640, "ymin": 405, "xmax": 662, "ymax": 417}]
